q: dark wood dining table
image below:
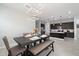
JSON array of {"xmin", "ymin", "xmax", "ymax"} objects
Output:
[{"xmin": 14, "ymin": 35, "xmax": 49, "ymax": 55}]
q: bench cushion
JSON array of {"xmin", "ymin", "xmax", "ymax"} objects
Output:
[{"xmin": 29, "ymin": 40, "xmax": 54, "ymax": 55}]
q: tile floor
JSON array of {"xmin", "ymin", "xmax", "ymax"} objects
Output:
[{"xmin": 49, "ymin": 37, "xmax": 79, "ymax": 56}]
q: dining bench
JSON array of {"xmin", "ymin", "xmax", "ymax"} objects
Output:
[{"xmin": 28, "ymin": 40, "xmax": 54, "ymax": 56}]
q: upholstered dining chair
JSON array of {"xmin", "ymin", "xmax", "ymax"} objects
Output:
[{"xmin": 3, "ymin": 36, "xmax": 26, "ymax": 56}]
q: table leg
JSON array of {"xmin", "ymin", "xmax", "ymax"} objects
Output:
[
  {"xmin": 34, "ymin": 42, "xmax": 36, "ymax": 46},
  {"xmin": 23, "ymin": 45, "xmax": 29, "ymax": 56},
  {"xmin": 51, "ymin": 43, "xmax": 54, "ymax": 52},
  {"xmin": 39, "ymin": 40, "xmax": 42, "ymax": 43}
]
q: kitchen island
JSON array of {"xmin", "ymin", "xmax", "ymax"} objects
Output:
[
  {"xmin": 50, "ymin": 31, "xmax": 74, "ymax": 39},
  {"xmin": 50, "ymin": 32, "xmax": 65, "ymax": 39}
]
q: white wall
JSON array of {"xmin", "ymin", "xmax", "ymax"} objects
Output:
[
  {"xmin": 45, "ymin": 21, "xmax": 50, "ymax": 35},
  {"xmin": 50, "ymin": 18, "xmax": 74, "ymax": 24},
  {"xmin": 0, "ymin": 5, "xmax": 35, "ymax": 48},
  {"xmin": 74, "ymin": 17, "xmax": 79, "ymax": 40}
]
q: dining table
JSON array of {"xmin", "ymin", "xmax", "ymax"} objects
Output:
[{"xmin": 14, "ymin": 34, "xmax": 49, "ymax": 55}]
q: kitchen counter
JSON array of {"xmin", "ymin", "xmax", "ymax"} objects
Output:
[
  {"xmin": 50, "ymin": 32, "xmax": 65, "ymax": 39},
  {"xmin": 50, "ymin": 31, "xmax": 74, "ymax": 39},
  {"xmin": 51, "ymin": 32, "xmax": 64, "ymax": 34}
]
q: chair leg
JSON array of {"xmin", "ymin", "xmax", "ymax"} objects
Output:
[
  {"xmin": 28, "ymin": 51, "xmax": 35, "ymax": 56},
  {"xmin": 8, "ymin": 50, "xmax": 11, "ymax": 56},
  {"xmin": 21, "ymin": 51, "xmax": 26, "ymax": 56}
]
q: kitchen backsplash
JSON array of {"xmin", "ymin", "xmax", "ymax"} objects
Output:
[{"xmin": 50, "ymin": 29, "xmax": 74, "ymax": 32}]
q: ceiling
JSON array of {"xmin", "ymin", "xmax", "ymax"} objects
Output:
[{"xmin": 2, "ymin": 3, "xmax": 79, "ymax": 19}]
